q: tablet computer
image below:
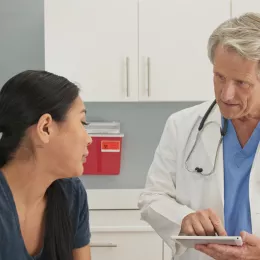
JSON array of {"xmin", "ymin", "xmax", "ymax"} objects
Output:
[{"xmin": 171, "ymin": 236, "xmax": 243, "ymax": 248}]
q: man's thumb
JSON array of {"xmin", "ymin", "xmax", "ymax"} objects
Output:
[{"xmin": 241, "ymin": 231, "xmax": 259, "ymax": 246}]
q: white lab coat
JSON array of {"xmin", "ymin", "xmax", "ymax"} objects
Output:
[{"xmin": 138, "ymin": 100, "xmax": 260, "ymax": 260}]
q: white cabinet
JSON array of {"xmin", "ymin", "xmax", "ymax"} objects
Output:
[
  {"xmin": 87, "ymin": 190, "xmax": 164, "ymax": 260},
  {"xmin": 90, "ymin": 230, "xmax": 162, "ymax": 260},
  {"xmin": 232, "ymin": 0, "xmax": 260, "ymax": 16},
  {"xmin": 89, "ymin": 210, "xmax": 163, "ymax": 260},
  {"xmin": 44, "ymin": 0, "xmax": 138, "ymax": 102},
  {"xmin": 163, "ymin": 242, "xmax": 172, "ymax": 260},
  {"xmin": 139, "ymin": 0, "xmax": 231, "ymax": 101},
  {"xmin": 44, "ymin": 0, "xmax": 231, "ymax": 102}
]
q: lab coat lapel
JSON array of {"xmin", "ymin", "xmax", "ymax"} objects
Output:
[
  {"xmin": 249, "ymin": 144, "xmax": 260, "ymax": 236},
  {"xmin": 199, "ymin": 104, "xmax": 225, "ymax": 217}
]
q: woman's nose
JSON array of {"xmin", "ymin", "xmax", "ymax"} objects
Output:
[{"xmin": 86, "ymin": 134, "xmax": 92, "ymax": 146}]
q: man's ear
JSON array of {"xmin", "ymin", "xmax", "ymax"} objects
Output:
[{"xmin": 36, "ymin": 113, "xmax": 55, "ymax": 144}]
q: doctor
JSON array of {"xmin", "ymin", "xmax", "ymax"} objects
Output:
[{"xmin": 138, "ymin": 12, "xmax": 260, "ymax": 260}]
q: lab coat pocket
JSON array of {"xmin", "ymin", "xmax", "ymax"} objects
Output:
[{"xmin": 178, "ymin": 169, "xmax": 218, "ymax": 211}]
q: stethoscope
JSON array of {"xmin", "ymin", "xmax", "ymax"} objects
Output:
[{"xmin": 185, "ymin": 100, "xmax": 228, "ymax": 176}]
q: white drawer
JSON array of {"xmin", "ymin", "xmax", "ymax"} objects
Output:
[
  {"xmin": 89, "ymin": 209, "xmax": 164, "ymax": 260},
  {"xmin": 89, "ymin": 209, "xmax": 152, "ymax": 229},
  {"xmin": 87, "ymin": 189, "xmax": 142, "ymax": 210},
  {"xmin": 90, "ymin": 231, "xmax": 163, "ymax": 260}
]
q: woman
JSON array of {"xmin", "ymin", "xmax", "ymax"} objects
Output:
[{"xmin": 0, "ymin": 70, "xmax": 92, "ymax": 259}]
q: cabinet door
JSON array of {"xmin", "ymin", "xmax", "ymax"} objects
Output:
[
  {"xmin": 139, "ymin": 0, "xmax": 230, "ymax": 101},
  {"xmin": 90, "ymin": 231, "xmax": 162, "ymax": 260},
  {"xmin": 232, "ymin": 0, "xmax": 260, "ymax": 16},
  {"xmin": 44, "ymin": 0, "xmax": 138, "ymax": 102},
  {"xmin": 163, "ymin": 242, "xmax": 173, "ymax": 260}
]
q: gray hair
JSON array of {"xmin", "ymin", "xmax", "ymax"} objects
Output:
[{"xmin": 208, "ymin": 12, "xmax": 260, "ymax": 66}]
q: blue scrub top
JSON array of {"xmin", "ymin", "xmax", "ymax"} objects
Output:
[{"xmin": 223, "ymin": 118, "xmax": 260, "ymax": 236}]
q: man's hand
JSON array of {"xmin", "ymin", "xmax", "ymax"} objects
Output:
[
  {"xmin": 181, "ymin": 208, "xmax": 227, "ymax": 236},
  {"xmin": 195, "ymin": 231, "xmax": 260, "ymax": 260}
]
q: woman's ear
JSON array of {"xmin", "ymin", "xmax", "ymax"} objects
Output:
[{"xmin": 36, "ymin": 113, "xmax": 55, "ymax": 144}]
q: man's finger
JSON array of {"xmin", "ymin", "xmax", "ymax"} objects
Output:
[
  {"xmin": 197, "ymin": 212, "xmax": 215, "ymax": 236},
  {"xmin": 183, "ymin": 219, "xmax": 196, "ymax": 235},
  {"xmin": 196, "ymin": 244, "xmax": 241, "ymax": 260},
  {"xmin": 192, "ymin": 219, "xmax": 207, "ymax": 236},
  {"xmin": 195, "ymin": 244, "xmax": 220, "ymax": 258},
  {"xmin": 207, "ymin": 244, "xmax": 242, "ymax": 258},
  {"xmin": 241, "ymin": 231, "xmax": 260, "ymax": 246},
  {"xmin": 208, "ymin": 210, "xmax": 227, "ymax": 236}
]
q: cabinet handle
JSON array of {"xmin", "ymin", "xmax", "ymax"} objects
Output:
[
  {"xmin": 147, "ymin": 57, "xmax": 151, "ymax": 97},
  {"xmin": 230, "ymin": 0, "xmax": 232, "ymax": 18},
  {"xmin": 125, "ymin": 57, "xmax": 130, "ymax": 97},
  {"xmin": 162, "ymin": 240, "xmax": 165, "ymax": 260},
  {"xmin": 90, "ymin": 242, "xmax": 117, "ymax": 248}
]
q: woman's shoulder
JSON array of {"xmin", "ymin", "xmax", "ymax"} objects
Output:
[
  {"xmin": 58, "ymin": 177, "xmax": 86, "ymax": 193},
  {"xmin": 57, "ymin": 177, "xmax": 88, "ymax": 212},
  {"xmin": 55, "ymin": 179, "xmax": 91, "ymax": 247}
]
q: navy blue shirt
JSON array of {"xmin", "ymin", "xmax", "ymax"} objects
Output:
[{"xmin": 0, "ymin": 173, "xmax": 91, "ymax": 260}]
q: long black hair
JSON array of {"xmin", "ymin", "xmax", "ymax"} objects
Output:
[{"xmin": 0, "ymin": 70, "xmax": 80, "ymax": 260}]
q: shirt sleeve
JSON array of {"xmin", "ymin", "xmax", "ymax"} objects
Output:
[{"xmin": 73, "ymin": 180, "xmax": 91, "ymax": 249}]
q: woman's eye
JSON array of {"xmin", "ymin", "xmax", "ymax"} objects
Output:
[{"xmin": 81, "ymin": 121, "xmax": 89, "ymax": 126}]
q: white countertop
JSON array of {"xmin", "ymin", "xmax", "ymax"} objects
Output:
[{"xmin": 86, "ymin": 189, "xmax": 142, "ymax": 210}]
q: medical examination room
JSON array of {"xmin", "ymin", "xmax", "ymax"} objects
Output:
[{"xmin": 1, "ymin": 0, "xmax": 260, "ymax": 260}]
